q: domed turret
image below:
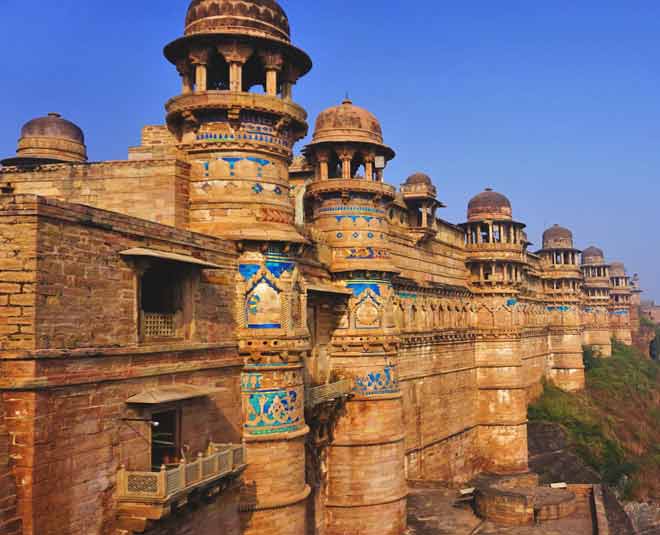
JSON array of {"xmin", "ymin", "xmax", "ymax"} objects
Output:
[
  {"xmin": 610, "ymin": 262, "xmax": 626, "ymax": 277},
  {"xmin": 161, "ymin": 0, "xmax": 312, "ymax": 243},
  {"xmin": 309, "ymin": 98, "xmax": 394, "ymax": 159},
  {"xmin": 2, "ymin": 113, "xmax": 87, "ymax": 166},
  {"xmin": 404, "ymin": 172, "xmax": 432, "ymax": 186},
  {"xmin": 542, "ymin": 224, "xmax": 574, "ymax": 249},
  {"xmin": 582, "ymin": 246, "xmax": 605, "ymax": 265},
  {"xmin": 467, "ymin": 188, "xmax": 512, "ymax": 222},
  {"xmin": 184, "ymin": 0, "xmax": 291, "ymax": 42},
  {"xmin": 304, "ymin": 98, "xmax": 395, "ymax": 181}
]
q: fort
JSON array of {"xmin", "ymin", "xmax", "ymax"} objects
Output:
[{"xmin": 0, "ymin": 2, "xmax": 644, "ymax": 535}]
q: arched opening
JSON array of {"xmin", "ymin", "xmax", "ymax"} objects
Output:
[
  {"xmin": 328, "ymin": 151, "xmax": 342, "ymax": 179},
  {"xmin": 242, "ymin": 53, "xmax": 266, "ymax": 93},
  {"xmin": 207, "ymin": 52, "xmax": 230, "ymax": 91},
  {"xmin": 351, "ymin": 152, "xmax": 365, "ymax": 179}
]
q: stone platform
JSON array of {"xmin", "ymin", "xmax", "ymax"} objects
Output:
[{"xmin": 407, "ymin": 482, "xmax": 596, "ymax": 535}]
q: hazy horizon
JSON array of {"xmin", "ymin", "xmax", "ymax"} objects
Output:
[{"xmin": 1, "ymin": 0, "xmax": 658, "ymax": 300}]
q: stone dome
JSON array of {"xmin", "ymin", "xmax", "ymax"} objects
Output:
[
  {"xmin": 610, "ymin": 262, "xmax": 626, "ymax": 277},
  {"xmin": 405, "ymin": 172, "xmax": 432, "ymax": 186},
  {"xmin": 582, "ymin": 246, "xmax": 605, "ymax": 265},
  {"xmin": 310, "ymin": 99, "xmax": 393, "ymax": 157},
  {"xmin": 2, "ymin": 113, "xmax": 87, "ymax": 166},
  {"xmin": 184, "ymin": 0, "xmax": 290, "ymax": 42},
  {"xmin": 542, "ymin": 224, "xmax": 574, "ymax": 249},
  {"xmin": 467, "ymin": 188, "xmax": 512, "ymax": 222}
]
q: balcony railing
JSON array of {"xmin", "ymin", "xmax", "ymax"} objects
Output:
[
  {"xmin": 306, "ymin": 380, "xmax": 352, "ymax": 408},
  {"xmin": 117, "ymin": 443, "xmax": 245, "ymax": 504}
]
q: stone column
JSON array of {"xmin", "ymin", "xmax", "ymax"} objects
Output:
[
  {"xmin": 236, "ymin": 250, "xmax": 311, "ymax": 535},
  {"xmin": 326, "ymin": 279, "xmax": 407, "ymax": 535},
  {"xmin": 475, "ymin": 299, "xmax": 528, "ymax": 474},
  {"xmin": 176, "ymin": 59, "xmax": 193, "ymax": 95},
  {"xmin": 217, "ymin": 42, "xmax": 253, "ymax": 93},
  {"xmin": 190, "ymin": 48, "xmax": 211, "ymax": 93},
  {"xmin": 259, "ymin": 50, "xmax": 284, "ymax": 97},
  {"xmin": 364, "ymin": 159, "xmax": 374, "ymax": 181},
  {"xmin": 338, "ymin": 147, "xmax": 355, "ymax": 179}
]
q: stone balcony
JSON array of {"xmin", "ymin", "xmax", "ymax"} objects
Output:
[
  {"xmin": 117, "ymin": 443, "xmax": 245, "ymax": 532},
  {"xmin": 305, "ymin": 380, "xmax": 352, "ymax": 408},
  {"xmin": 305, "ymin": 178, "xmax": 396, "ymax": 199}
]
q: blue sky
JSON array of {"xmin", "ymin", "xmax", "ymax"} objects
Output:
[{"xmin": 1, "ymin": 1, "xmax": 658, "ymax": 299}]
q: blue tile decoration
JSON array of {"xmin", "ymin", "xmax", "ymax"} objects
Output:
[
  {"xmin": 244, "ymin": 388, "xmax": 303, "ymax": 436},
  {"xmin": 253, "ymin": 183, "xmax": 264, "ymax": 194},
  {"xmin": 547, "ymin": 305, "xmax": 570, "ymax": 312},
  {"xmin": 336, "ymin": 232, "xmax": 344, "ymax": 239},
  {"xmin": 347, "ymin": 282, "xmax": 382, "ymax": 297},
  {"xmin": 246, "ymin": 277, "xmax": 282, "ymax": 329},
  {"xmin": 354, "ymin": 365, "xmax": 399, "ymax": 396},
  {"xmin": 273, "ymin": 186, "xmax": 282, "ymax": 195},
  {"xmin": 239, "ymin": 263, "xmax": 261, "ymax": 281},
  {"xmin": 222, "ymin": 157, "xmax": 243, "ymax": 169},
  {"xmin": 506, "ymin": 298, "xmax": 518, "ymax": 307},
  {"xmin": 265, "ymin": 260, "xmax": 295, "ymax": 279},
  {"xmin": 242, "ymin": 373, "xmax": 262, "ymax": 390}
]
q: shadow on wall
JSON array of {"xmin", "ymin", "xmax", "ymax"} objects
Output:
[{"xmin": 651, "ymin": 336, "xmax": 658, "ymax": 361}]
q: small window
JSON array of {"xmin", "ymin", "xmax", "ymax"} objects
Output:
[
  {"xmin": 151, "ymin": 409, "xmax": 181, "ymax": 470},
  {"xmin": 139, "ymin": 262, "xmax": 191, "ymax": 341}
]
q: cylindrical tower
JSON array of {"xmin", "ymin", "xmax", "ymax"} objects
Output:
[
  {"xmin": 609, "ymin": 261, "xmax": 633, "ymax": 345},
  {"xmin": 164, "ymin": 0, "xmax": 312, "ymax": 242},
  {"xmin": 460, "ymin": 190, "xmax": 529, "ymax": 475},
  {"xmin": 537, "ymin": 225, "xmax": 585, "ymax": 391},
  {"xmin": 304, "ymin": 99, "xmax": 408, "ymax": 535},
  {"xmin": 581, "ymin": 246, "xmax": 612, "ymax": 356},
  {"xmin": 164, "ymin": 3, "xmax": 313, "ymax": 533}
]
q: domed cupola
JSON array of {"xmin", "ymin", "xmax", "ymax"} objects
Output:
[
  {"xmin": 460, "ymin": 188, "xmax": 528, "ymax": 296},
  {"xmin": 1, "ymin": 113, "xmax": 87, "ymax": 166},
  {"xmin": 467, "ymin": 188, "xmax": 512, "ymax": 222},
  {"xmin": 542, "ymin": 224, "xmax": 574, "ymax": 250},
  {"xmin": 184, "ymin": 0, "xmax": 291, "ymax": 42},
  {"xmin": 401, "ymin": 172, "xmax": 436, "ymax": 199},
  {"xmin": 305, "ymin": 98, "xmax": 395, "ymax": 182},
  {"xmin": 310, "ymin": 98, "xmax": 394, "ymax": 158},
  {"xmin": 303, "ymin": 98, "xmax": 398, "ymax": 274},
  {"xmin": 582, "ymin": 246, "xmax": 605, "ymax": 265},
  {"xmin": 537, "ymin": 224, "xmax": 582, "ymax": 302}
]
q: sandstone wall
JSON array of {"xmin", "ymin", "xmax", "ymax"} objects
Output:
[
  {"xmin": 1, "ymin": 160, "xmax": 190, "ymax": 228},
  {"xmin": 0, "ymin": 196, "xmax": 243, "ymax": 535},
  {"xmin": 399, "ymin": 336, "xmax": 480, "ymax": 483},
  {"xmin": 0, "ymin": 396, "xmax": 21, "ymax": 535}
]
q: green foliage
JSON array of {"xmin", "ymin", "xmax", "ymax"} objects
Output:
[
  {"xmin": 528, "ymin": 381, "xmax": 631, "ymax": 486},
  {"xmin": 530, "ymin": 343, "xmax": 660, "ymax": 497}
]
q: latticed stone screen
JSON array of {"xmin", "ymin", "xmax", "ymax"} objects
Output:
[{"xmin": 142, "ymin": 313, "xmax": 176, "ymax": 338}]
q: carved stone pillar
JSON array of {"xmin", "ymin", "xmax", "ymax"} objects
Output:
[
  {"xmin": 259, "ymin": 50, "xmax": 284, "ymax": 96},
  {"xmin": 176, "ymin": 59, "xmax": 193, "ymax": 95},
  {"xmin": 217, "ymin": 42, "xmax": 253, "ymax": 93},
  {"xmin": 337, "ymin": 147, "xmax": 355, "ymax": 180},
  {"xmin": 316, "ymin": 149, "xmax": 330, "ymax": 181},
  {"xmin": 190, "ymin": 48, "xmax": 211, "ymax": 93}
]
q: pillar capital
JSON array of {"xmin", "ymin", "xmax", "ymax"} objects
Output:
[
  {"xmin": 189, "ymin": 47, "xmax": 212, "ymax": 66},
  {"xmin": 216, "ymin": 41, "xmax": 254, "ymax": 64},
  {"xmin": 258, "ymin": 49, "xmax": 284, "ymax": 71}
]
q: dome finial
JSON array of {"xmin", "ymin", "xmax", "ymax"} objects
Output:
[{"xmin": 342, "ymin": 93, "xmax": 352, "ymax": 105}]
